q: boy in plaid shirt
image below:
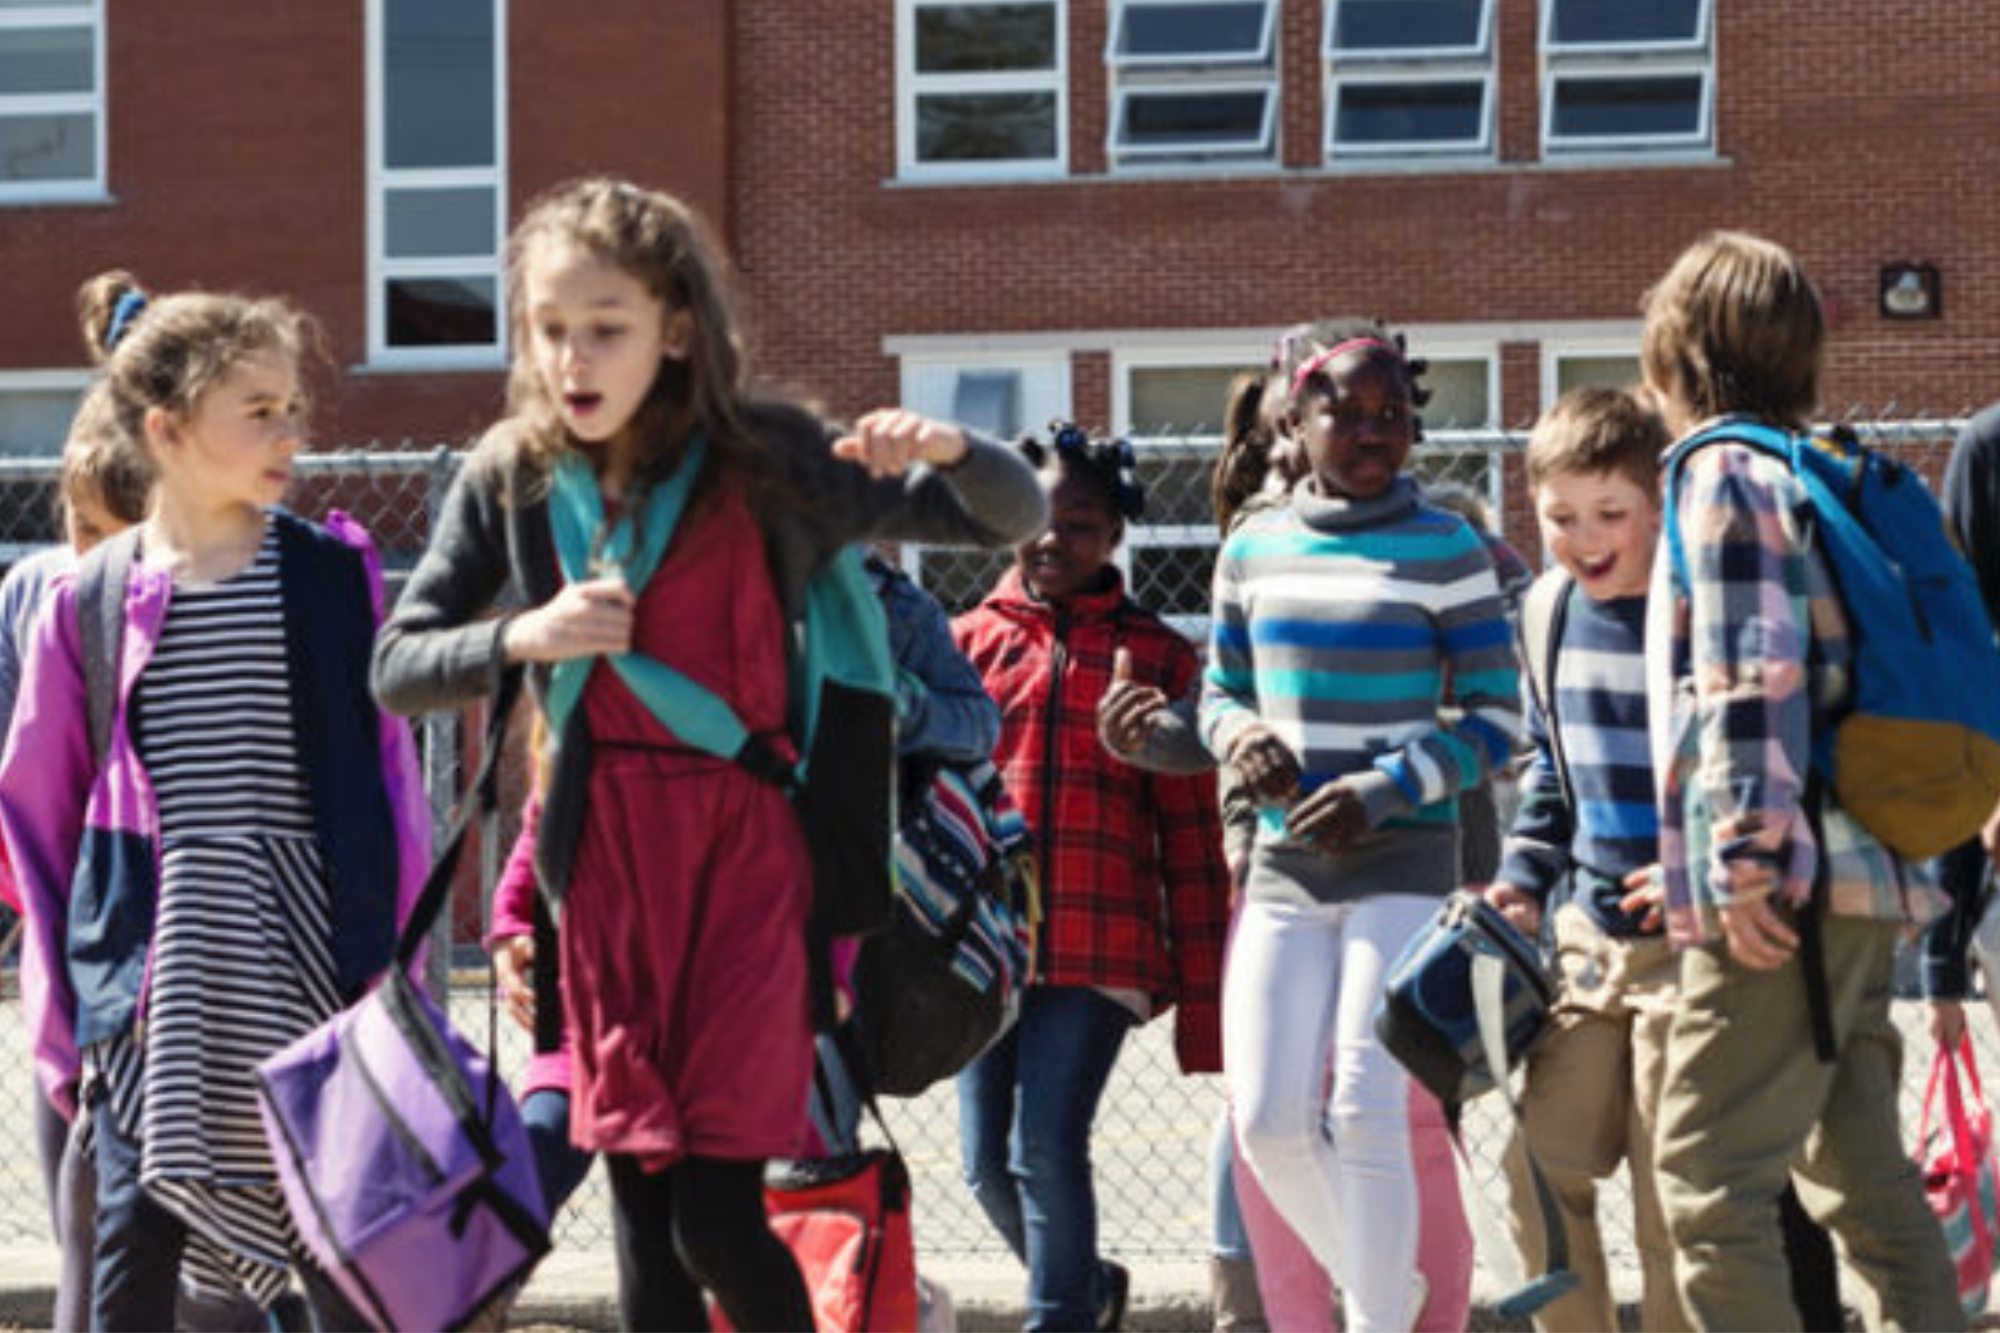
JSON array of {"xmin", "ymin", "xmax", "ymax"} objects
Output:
[{"xmin": 1642, "ymin": 231, "xmax": 1959, "ymax": 1331}]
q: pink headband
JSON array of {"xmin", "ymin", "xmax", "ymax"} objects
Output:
[{"xmin": 1289, "ymin": 337, "xmax": 1403, "ymax": 401}]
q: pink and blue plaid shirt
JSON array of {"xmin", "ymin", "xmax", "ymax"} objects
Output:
[{"xmin": 1645, "ymin": 427, "xmax": 1944, "ymax": 947}]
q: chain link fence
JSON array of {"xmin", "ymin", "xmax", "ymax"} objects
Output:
[{"xmin": 0, "ymin": 416, "xmax": 1983, "ymax": 1284}]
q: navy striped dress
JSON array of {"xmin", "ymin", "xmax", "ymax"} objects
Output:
[{"xmin": 97, "ymin": 522, "xmax": 341, "ymax": 1307}]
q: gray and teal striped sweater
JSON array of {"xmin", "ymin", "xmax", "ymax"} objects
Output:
[{"xmin": 1199, "ymin": 476, "xmax": 1522, "ymax": 907}]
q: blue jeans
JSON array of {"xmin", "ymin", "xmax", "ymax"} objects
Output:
[
  {"xmin": 1209, "ymin": 1104, "xmax": 1252, "ymax": 1261},
  {"xmin": 522, "ymin": 1088, "xmax": 596, "ymax": 1216},
  {"xmin": 957, "ymin": 985, "xmax": 1134, "ymax": 1332}
]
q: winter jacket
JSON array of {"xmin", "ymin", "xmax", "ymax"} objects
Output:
[
  {"xmin": 953, "ymin": 567, "xmax": 1230, "ymax": 1074},
  {"xmin": 0, "ymin": 510, "xmax": 430, "ymax": 1114}
]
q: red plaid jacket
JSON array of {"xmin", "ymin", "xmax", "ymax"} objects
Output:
[{"xmin": 953, "ymin": 568, "xmax": 1229, "ymax": 1073}]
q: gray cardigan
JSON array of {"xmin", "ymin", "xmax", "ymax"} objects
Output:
[{"xmin": 371, "ymin": 402, "xmax": 1046, "ymax": 904}]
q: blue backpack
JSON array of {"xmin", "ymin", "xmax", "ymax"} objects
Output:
[{"xmin": 1664, "ymin": 419, "xmax": 2000, "ymax": 862}]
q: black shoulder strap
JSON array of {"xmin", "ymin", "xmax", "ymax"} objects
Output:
[
  {"xmin": 394, "ymin": 666, "xmax": 523, "ymax": 971},
  {"xmin": 76, "ymin": 528, "xmax": 140, "ymax": 771},
  {"xmin": 1517, "ymin": 569, "xmax": 1577, "ymax": 816}
]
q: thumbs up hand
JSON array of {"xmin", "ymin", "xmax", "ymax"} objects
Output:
[{"xmin": 1097, "ymin": 647, "xmax": 1170, "ymax": 761}]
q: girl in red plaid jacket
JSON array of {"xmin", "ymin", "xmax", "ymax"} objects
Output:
[{"xmin": 952, "ymin": 424, "xmax": 1230, "ymax": 1332}]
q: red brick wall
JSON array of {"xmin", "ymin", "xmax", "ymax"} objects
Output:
[{"xmin": 730, "ymin": 0, "xmax": 2000, "ymax": 426}]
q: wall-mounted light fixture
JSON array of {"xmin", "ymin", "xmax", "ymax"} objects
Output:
[{"xmin": 1879, "ymin": 262, "xmax": 1941, "ymax": 320}]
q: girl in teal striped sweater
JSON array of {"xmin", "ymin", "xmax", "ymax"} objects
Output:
[{"xmin": 1200, "ymin": 321, "xmax": 1520, "ymax": 1331}]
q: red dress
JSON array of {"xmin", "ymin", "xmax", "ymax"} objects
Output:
[{"xmin": 559, "ymin": 488, "xmax": 814, "ymax": 1167}]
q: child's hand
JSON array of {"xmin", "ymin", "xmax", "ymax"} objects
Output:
[
  {"xmin": 491, "ymin": 935, "xmax": 535, "ymax": 1034},
  {"xmin": 1618, "ymin": 863, "xmax": 1665, "ymax": 932},
  {"xmin": 1930, "ymin": 998, "xmax": 1967, "ymax": 1050},
  {"xmin": 832, "ymin": 409, "xmax": 968, "ymax": 478},
  {"xmin": 1226, "ymin": 725, "xmax": 1301, "ymax": 805},
  {"xmin": 1485, "ymin": 881, "xmax": 1543, "ymax": 935},
  {"xmin": 504, "ymin": 576, "xmax": 635, "ymax": 663},
  {"xmin": 1715, "ymin": 872, "xmax": 1797, "ymax": 970},
  {"xmin": 1097, "ymin": 648, "xmax": 1169, "ymax": 759},
  {"xmin": 1286, "ymin": 781, "xmax": 1369, "ymax": 856}
]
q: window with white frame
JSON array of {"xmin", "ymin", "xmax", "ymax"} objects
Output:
[
  {"xmin": 1540, "ymin": 0, "xmax": 1711, "ymax": 154},
  {"xmin": 1107, "ymin": 0, "xmax": 1277, "ymax": 168},
  {"xmin": 1547, "ymin": 347, "xmax": 1643, "ymax": 403},
  {"xmin": 1115, "ymin": 349, "xmax": 1265, "ymax": 636},
  {"xmin": 1323, "ymin": 0, "xmax": 1494, "ymax": 160},
  {"xmin": 898, "ymin": 2, "xmax": 1065, "ymax": 180},
  {"xmin": 899, "ymin": 353, "xmax": 1070, "ymax": 609},
  {"xmin": 367, "ymin": 0, "xmax": 505, "ymax": 365},
  {"xmin": 0, "ymin": 371, "xmax": 86, "ymax": 455},
  {"xmin": 0, "ymin": 0, "xmax": 102, "ymax": 201}
]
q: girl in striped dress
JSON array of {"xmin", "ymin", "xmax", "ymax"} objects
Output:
[{"xmin": 0, "ymin": 273, "xmax": 425, "ymax": 1328}]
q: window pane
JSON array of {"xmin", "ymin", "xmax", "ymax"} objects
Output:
[
  {"xmin": 952, "ymin": 370, "xmax": 1021, "ymax": 438},
  {"xmin": 1549, "ymin": 0, "xmax": 1700, "ymax": 45},
  {"xmin": 386, "ymin": 276, "xmax": 497, "ymax": 347},
  {"xmin": 915, "ymin": 4, "xmax": 1057, "ymax": 73},
  {"xmin": 1418, "ymin": 359, "xmax": 1489, "ymax": 428},
  {"xmin": 1332, "ymin": 0, "xmax": 1484, "ymax": 52},
  {"xmin": 1552, "ymin": 75, "xmax": 1701, "ymax": 139},
  {"xmin": 1555, "ymin": 354, "xmax": 1642, "ymax": 394},
  {"xmin": 916, "ymin": 92, "xmax": 1057, "ymax": 162},
  {"xmin": 1130, "ymin": 365, "xmax": 1253, "ymax": 435},
  {"xmin": 0, "ymin": 112, "xmax": 90, "ymax": 182},
  {"xmin": 0, "ymin": 387, "xmax": 82, "ymax": 455},
  {"xmin": 384, "ymin": 0, "xmax": 494, "ymax": 169},
  {"xmin": 1116, "ymin": 2, "xmax": 1268, "ymax": 61},
  {"xmin": 1120, "ymin": 89, "xmax": 1268, "ymax": 151},
  {"xmin": 0, "ymin": 0, "xmax": 90, "ymax": 8},
  {"xmin": 1334, "ymin": 82, "xmax": 1482, "ymax": 145},
  {"xmin": 384, "ymin": 187, "xmax": 496, "ymax": 259},
  {"xmin": 0, "ymin": 25, "xmax": 92, "ymax": 94}
]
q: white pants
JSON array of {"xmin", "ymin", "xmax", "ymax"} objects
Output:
[{"xmin": 1225, "ymin": 894, "xmax": 1434, "ymax": 1333}]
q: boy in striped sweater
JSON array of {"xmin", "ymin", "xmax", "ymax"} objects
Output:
[
  {"xmin": 1486, "ymin": 388, "xmax": 1687, "ymax": 1330},
  {"xmin": 1201, "ymin": 320, "xmax": 1519, "ymax": 1332}
]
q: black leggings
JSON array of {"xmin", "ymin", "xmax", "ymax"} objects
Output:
[{"xmin": 605, "ymin": 1153, "xmax": 811, "ymax": 1332}]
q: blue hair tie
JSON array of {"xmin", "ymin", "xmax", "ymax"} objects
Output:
[{"xmin": 106, "ymin": 290, "xmax": 148, "ymax": 349}]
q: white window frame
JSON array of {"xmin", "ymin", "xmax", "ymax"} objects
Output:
[
  {"xmin": 1111, "ymin": 80, "xmax": 1277, "ymax": 160},
  {"xmin": 896, "ymin": 0, "xmax": 1068, "ymax": 183},
  {"xmin": 1539, "ymin": 0, "xmax": 1713, "ymax": 156},
  {"xmin": 0, "ymin": 366, "xmax": 90, "ymax": 453},
  {"xmin": 1541, "ymin": 61, "xmax": 1712, "ymax": 153},
  {"xmin": 1539, "ymin": 336, "xmax": 1644, "ymax": 410},
  {"xmin": 363, "ymin": 0, "xmax": 507, "ymax": 370},
  {"xmin": 1324, "ymin": 0, "xmax": 1494, "ymax": 63},
  {"xmin": 1112, "ymin": 342, "xmax": 1267, "ymax": 638},
  {"xmin": 0, "ymin": 0, "xmax": 105, "ymax": 204},
  {"xmin": 898, "ymin": 349, "xmax": 1072, "ymax": 443},
  {"xmin": 1325, "ymin": 72, "xmax": 1492, "ymax": 158},
  {"xmin": 1105, "ymin": 0, "xmax": 1278, "ymax": 171},
  {"xmin": 1107, "ymin": 0, "xmax": 1277, "ymax": 70},
  {"xmin": 1322, "ymin": 0, "xmax": 1495, "ymax": 162},
  {"xmin": 1540, "ymin": 0, "xmax": 1710, "ymax": 55}
]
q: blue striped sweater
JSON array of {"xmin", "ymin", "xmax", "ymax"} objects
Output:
[
  {"xmin": 1498, "ymin": 582, "xmax": 1659, "ymax": 935},
  {"xmin": 1199, "ymin": 476, "xmax": 1521, "ymax": 906}
]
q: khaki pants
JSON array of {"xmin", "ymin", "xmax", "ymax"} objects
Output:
[
  {"xmin": 1503, "ymin": 904, "xmax": 1687, "ymax": 1332},
  {"xmin": 1655, "ymin": 914, "xmax": 1963, "ymax": 1332}
]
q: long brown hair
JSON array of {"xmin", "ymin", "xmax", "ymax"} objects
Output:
[{"xmin": 504, "ymin": 178, "xmax": 778, "ymax": 505}]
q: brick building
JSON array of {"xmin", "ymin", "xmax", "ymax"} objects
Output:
[{"xmin": 1, "ymin": 0, "xmax": 1995, "ymax": 564}]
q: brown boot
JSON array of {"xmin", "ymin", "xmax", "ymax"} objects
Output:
[{"xmin": 1211, "ymin": 1255, "xmax": 1270, "ymax": 1333}]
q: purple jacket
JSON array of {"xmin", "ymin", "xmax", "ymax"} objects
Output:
[{"xmin": 0, "ymin": 510, "xmax": 431, "ymax": 1115}]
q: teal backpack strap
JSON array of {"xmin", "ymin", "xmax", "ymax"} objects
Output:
[
  {"xmin": 1661, "ymin": 417, "xmax": 1795, "ymax": 594},
  {"xmin": 544, "ymin": 438, "xmax": 762, "ymax": 767},
  {"xmin": 76, "ymin": 527, "xmax": 140, "ymax": 770}
]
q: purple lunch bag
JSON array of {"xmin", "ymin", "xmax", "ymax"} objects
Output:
[{"xmin": 257, "ymin": 671, "xmax": 549, "ymax": 1330}]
